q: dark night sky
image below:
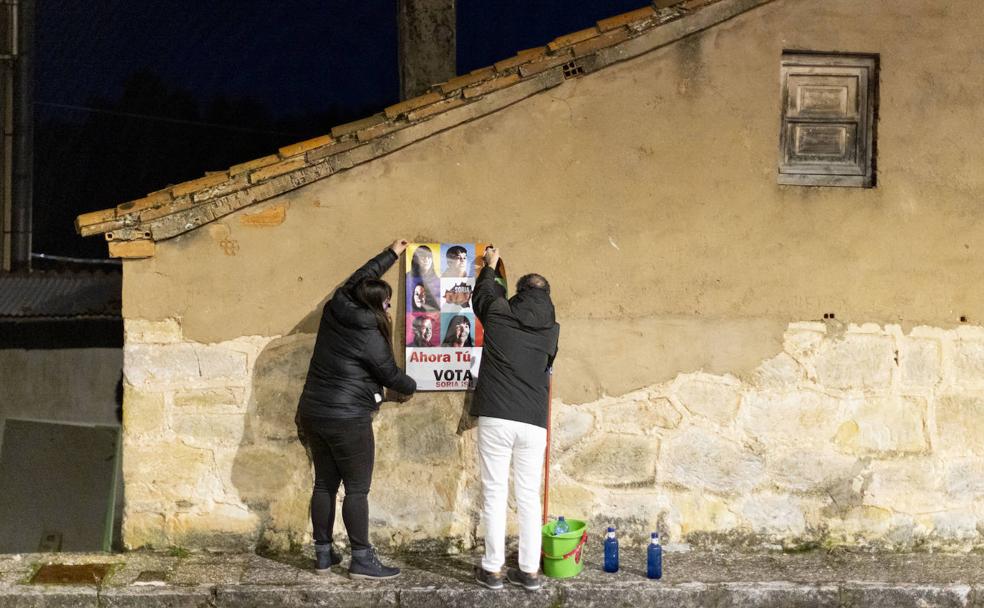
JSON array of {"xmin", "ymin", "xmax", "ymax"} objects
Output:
[{"xmin": 34, "ymin": 0, "xmax": 646, "ymax": 259}]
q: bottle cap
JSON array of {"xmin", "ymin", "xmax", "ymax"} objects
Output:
[
  {"xmin": 607, "ymin": 526, "xmax": 615, "ymax": 532},
  {"xmin": 652, "ymin": 532, "xmax": 658, "ymax": 538},
  {"xmin": 558, "ymin": 516, "xmax": 565, "ymax": 520}
]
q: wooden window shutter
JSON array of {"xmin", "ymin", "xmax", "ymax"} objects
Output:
[{"xmin": 779, "ymin": 53, "xmax": 877, "ymax": 187}]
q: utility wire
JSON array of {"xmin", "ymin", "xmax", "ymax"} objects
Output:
[
  {"xmin": 32, "ymin": 252, "xmax": 122, "ymax": 266},
  {"xmin": 36, "ymin": 101, "xmax": 307, "ymax": 137}
]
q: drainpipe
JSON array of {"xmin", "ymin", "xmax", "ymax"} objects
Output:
[{"xmin": 11, "ymin": 0, "xmax": 32, "ymax": 272}]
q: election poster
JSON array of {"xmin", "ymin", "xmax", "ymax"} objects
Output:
[{"xmin": 405, "ymin": 242, "xmax": 489, "ymax": 390}]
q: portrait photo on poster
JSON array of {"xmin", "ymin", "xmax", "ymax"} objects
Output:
[
  {"xmin": 406, "ymin": 312, "xmax": 440, "ymax": 347},
  {"xmin": 408, "ymin": 277, "xmax": 441, "ymax": 312},
  {"xmin": 440, "ymin": 243, "xmax": 473, "ymax": 278}
]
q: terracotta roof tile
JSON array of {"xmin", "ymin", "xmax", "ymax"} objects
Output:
[
  {"xmin": 463, "ymin": 73, "xmax": 521, "ymax": 99},
  {"xmin": 230, "ymin": 154, "xmax": 280, "ymax": 175},
  {"xmin": 597, "ymin": 6, "xmax": 657, "ymax": 31},
  {"xmin": 278, "ymin": 135, "xmax": 334, "ymax": 158},
  {"xmin": 406, "ymin": 96, "xmax": 467, "ymax": 121},
  {"xmin": 191, "ymin": 172, "xmax": 250, "ymax": 203},
  {"xmin": 75, "ymin": 208, "xmax": 117, "ymax": 229},
  {"xmin": 547, "ymin": 27, "xmax": 600, "ymax": 52},
  {"xmin": 305, "ymin": 138, "xmax": 363, "ymax": 163},
  {"xmin": 171, "ymin": 172, "xmax": 229, "ymax": 198},
  {"xmin": 518, "ymin": 49, "xmax": 575, "ymax": 77},
  {"xmin": 573, "ymin": 26, "xmax": 634, "ymax": 57},
  {"xmin": 137, "ymin": 195, "xmax": 196, "ymax": 223},
  {"xmin": 108, "ymin": 239, "xmax": 155, "ymax": 259},
  {"xmin": 494, "ymin": 47, "xmax": 548, "ymax": 72},
  {"xmin": 437, "ymin": 68, "xmax": 496, "ymax": 94},
  {"xmin": 331, "ymin": 113, "xmax": 387, "ymax": 138},
  {"xmin": 78, "ymin": 218, "xmax": 125, "ymax": 238},
  {"xmin": 116, "ymin": 190, "xmax": 172, "ymax": 215},
  {"xmin": 249, "ymin": 157, "xmax": 308, "ymax": 183},
  {"xmin": 356, "ymin": 119, "xmax": 407, "ymax": 142},
  {"xmin": 384, "ymin": 91, "xmax": 444, "ymax": 118}
]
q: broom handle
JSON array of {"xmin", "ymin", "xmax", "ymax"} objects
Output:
[{"xmin": 542, "ymin": 370, "xmax": 553, "ymax": 525}]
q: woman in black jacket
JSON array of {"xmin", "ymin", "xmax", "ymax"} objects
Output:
[{"xmin": 296, "ymin": 239, "xmax": 417, "ymax": 579}]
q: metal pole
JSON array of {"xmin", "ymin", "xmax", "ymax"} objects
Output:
[
  {"xmin": 10, "ymin": 0, "xmax": 32, "ymax": 271},
  {"xmin": 542, "ymin": 371, "xmax": 553, "ymax": 525}
]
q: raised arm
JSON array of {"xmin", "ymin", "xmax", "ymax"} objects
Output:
[
  {"xmin": 473, "ymin": 246, "xmax": 507, "ymax": 323},
  {"xmin": 342, "ymin": 239, "xmax": 409, "ymax": 291}
]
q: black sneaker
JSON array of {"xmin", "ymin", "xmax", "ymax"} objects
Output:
[
  {"xmin": 349, "ymin": 547, "xmax": 401, "ymax": 580},
  {"xmin": 506, "ymin": 567, "xmax": 542, "ymax": 591},
  {"xmin": 474, "ymin": 566, "xmax": 504, "ymax": 590},
  {"xmin": 314, "ymin": 544, "xmax": 342, "ymax": 574}
]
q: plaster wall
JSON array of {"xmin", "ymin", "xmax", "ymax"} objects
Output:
[{"xmin": 118, "ymin": 0, "xmax": 984, "ymax": 551}]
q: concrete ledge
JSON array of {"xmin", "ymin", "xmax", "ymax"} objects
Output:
[{"xmin": 3, "ymin": 550, "xmax": 984, "ymax": 607}]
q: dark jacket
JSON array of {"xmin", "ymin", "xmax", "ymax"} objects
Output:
[
  {"xmin": 298, "ymin": 249, "xmax": 416, "ymax": 420},
  {"xmin": 470, "ymin": 266, "xmax": 560, "ymax": 428}
]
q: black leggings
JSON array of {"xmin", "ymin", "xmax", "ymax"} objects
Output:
[{"xmin": 300, "ymin": 415, "xmax": 375, "ymax": 551}]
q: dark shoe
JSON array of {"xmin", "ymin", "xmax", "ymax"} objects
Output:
[
  {"xmin": 474, "ymin": 566, "xmax": 504, "ymax": 590},
  {"xmin": 349, "ymin": 547, "xmax": 401, "ymax": 579},
  {"xmin": 506, "ymin": 567, "xmax": 542, "ymax": 591},
  {"xmin": 314, "ymin": 544, "xmax": 342, "ymax": 574}
]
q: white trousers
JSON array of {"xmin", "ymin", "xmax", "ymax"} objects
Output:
[{"xmin": 477, "ymin": 416, "xmax": 547, "ymax": 574}]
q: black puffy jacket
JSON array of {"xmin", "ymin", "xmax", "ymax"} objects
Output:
[
  {"xmin": 470, "ymin": 266, "xmax": 560, "ymax": 428},
  {"xmin": 298, "ymin": 249, "xmax": 416, "ymax": 420}
]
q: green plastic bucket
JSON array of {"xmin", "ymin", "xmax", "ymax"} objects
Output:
[{"xmin": 541, "ymin": 519, "xmax": 588, "ymax": 579}]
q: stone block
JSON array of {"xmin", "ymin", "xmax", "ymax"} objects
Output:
[
  {"xmin": 899, "ymin": 338, "xmax": 941, "ymax": 388},
  {"xmin": 124, "ymin": 443, "xmax": 217, "ymax": 499},
  {"xmin": 552, "ymin": 404, "xmax": 595, "ymax": 451},
  {"xmin": 666, "ymin": 488, "xmax": 741, "ymax": 537},
  {"xmin": 173, "ymin": 413, "xmax": 245, "ymax": 447},
  {"xmin": 753, "ymin": 352, "xmax": 805, "ymax": 389},
  {"xmin": 815, "ymin": 335, "xmax": 894, "ymax": 391},
  {"xmin": 673, "ymin": 373, "xmax": 740, "ymax": 425},
  {"xmin": 932, "ymin": 511, "xmax": 979, "ymax": 542},
  {"xmin": 864, "ymin": 460, "xmax": 946, "ymax": 515},
  {"xmin": 737, "ymin": 389, "xmax": 844, "ymax": 447},
  {"xmin": 834, "ymin": 395, "xmax": 928, "ymax": 455},
  {"xmin": 173, "ymin": 387, "xmax": 246, "ymax": 411},
  {"xmin": 125, "ymin": 318, "xmax": 182, "ymax": 343},
  {"xmin": 228, "ymin": 445, "xmax": 303, "ymax": 505},
  {"xmin": 374, "ymin": 398, "xmax": 461, "ymax": 465},
  {"xmin": 195, "ymin": 345, "xmax": 249, "ymax": 380},
  {"xmin": 766, "ymin": 449, "xmax": 859, "ymax": 494},
  {"xmin": 122, "ymin": 510, "xmax": 167, "ymax": 549},
  {"xmin": 547, "ymin": 481, "xmax": 597, "ymax": 517},
  {"xmin": 168, "ymin": 504, "xmax": 259, "ymax": 551},
  {"xmin": 122, "ymin": 387, "xmax": 166, "ymax": 438},
  {"xmin": 783, "ymin": 323, "xmax": 825, "ymax": 362},
  {"xmin": 943, "ymin": 459, "xmax": 984, "ymax": 500},
  {"xmin": 739, "ymin": 494, "xmax": 807, "ymax": 536},
  {"xmin": 124, "ymin": 343, "xmax": 201, "ymax": 387},
  {"xmin": 566, "ymin": 434, "xmax": 658, "ymax": 487},
  {"xmin": 936, "ymin": 393, "xmax": 984, "ymax": 455},
  {"xmin": 661, "ymin": 427, "xmax": 765, "ymax": 494},
  {"xmin": 601, "ymin": 393, "xmax": 682, "ymax": 434},
  {"xmin": 951, "ymin": 340, "xmax": 984, "ymax": 388}
]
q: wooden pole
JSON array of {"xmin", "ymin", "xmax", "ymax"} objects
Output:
[{"xmin": 542, "ymin": 370, "xmax": 553, "ymax": 525}]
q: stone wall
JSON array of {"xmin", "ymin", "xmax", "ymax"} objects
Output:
[{"xmin": 122, "ymin": 317, "xmax": 984, "ymax": 552}]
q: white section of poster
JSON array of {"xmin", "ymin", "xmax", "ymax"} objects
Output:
[{"xmin": 406, "ymin": 347, "xmax": 482, "ymax": 391}]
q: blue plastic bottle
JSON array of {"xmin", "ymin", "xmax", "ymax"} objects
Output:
[
  {"xmin": 603, "ymin": 526, "xmax": 619, "ymax": 573},
  {"xmin": 647, "ymin": 532, "xmax": 662, "ymax": 579},
  {"xmin": 553, "ymin": 516, "xmax": 570, "ymax": 535}
]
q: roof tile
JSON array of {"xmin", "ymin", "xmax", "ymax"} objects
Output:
[
  {"xmin": 384, "ymin": 91, "xmax": 444, "ymax": 118},
  {"xmin": 249, "ymin": 157, "xmax": 308, "ymax": 183},
  {"xmin": 463, "ymin": 74, "xmax": 521, "ymax": 99},
  {"xmin": 437, "ymin": 68, "xmax": 496, "ymax": 94},
  {"xmin": 548, "ymin": 27, "xmax": 600, "ymax": 51},
  {"xmin": 230, "ymin": 154, "xmax": 280, "ymax": 175},
  {"xmin": 518, "ymin": 49, "xmax": 575, "ymax": 77},
  {"xmin": 171, "ymin": 172, "xmax": 230, "ymax": 198},
  {"xmin": 137, "ymin": 195, "xmax": 196, "ymax": 223},
  {"xmin": 406, "ymin": 96, "xmax": 467, "ymax": 121},
  {"xmin": 305, "ymin": 138, "xmax": 363, "ymax": 163},
  {"xmin": 78, "ymin": 218, "xmax": 126, "ymax": 238},
  {"xmin": 573, "ymin": 26, "xmax": 634, "ymax": 57},
  {"xmin": 356, "ymin": 119, "xmax": 407, "ymax": 142},
  {"xmin": 108, "ymin": 239, "xmax": 155, "ymax": 259},
  {"xmin": 116, "ymin": 190, "xmax": 172, "ymax": 215},
  {"xmin": 331, "ymin": 113, "xmax": 386, "ymax": 138},
  {"xmin": 597, "ymin": 6, "xmax": 657, "ymax": 31},
  {"xmin": 76, "ymin": 208, "xmax": 117, "ymax": 229},
  {"xmin": 278, "ymin": 135, "xmax": 334, "ymax": 158},
  {"xmin": 494, "ymin": 47, "xmax": 548, "ymax": 72}
]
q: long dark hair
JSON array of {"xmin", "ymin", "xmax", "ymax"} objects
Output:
[
  {"xmin": 441, "ymin": 314, "xmax": 473, "ymax": 347},
  {"xmin": 352, "ymin": 278, "xmax": 393, "ymax": 348}
]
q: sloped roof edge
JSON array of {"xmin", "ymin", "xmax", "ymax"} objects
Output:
[{"xmin": 75, "ymin": 0, "xmax": 775, "ymax": 258}]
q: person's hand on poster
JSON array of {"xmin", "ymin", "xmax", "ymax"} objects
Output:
[
  {"xmin": 390, "ymin": 239, "xmax": 409, "ymax": 255},
  {"xmin": 384, "ymin": 388, "xmax": 412, "ymax": 403},
  {"xmin": 483, "ymin": 245, "xmax": 499, "ymax": 269}
]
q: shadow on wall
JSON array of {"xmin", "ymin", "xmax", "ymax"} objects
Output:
[{"xmin": 230, "ymin": 289, "xmax": 482, "ymax": 554}]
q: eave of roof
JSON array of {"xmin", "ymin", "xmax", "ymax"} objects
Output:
[
  {"xmin": 0, "ymin": 271, "xmax": 122, "ymax": 320},
  {"xmin": 75, "ymin": 0, "xmax": 775, "ymax": 258}
]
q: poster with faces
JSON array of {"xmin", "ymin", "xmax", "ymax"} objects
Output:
[{"xmin": 404, "ymin": 242, "xmax": 486, "ymax": 391}]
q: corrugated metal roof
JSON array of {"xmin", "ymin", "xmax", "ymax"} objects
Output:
[{"xmin": 0, "ymin": 272, "xmax": 121, "ymax": 320}]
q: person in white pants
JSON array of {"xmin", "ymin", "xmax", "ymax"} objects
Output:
[
  {"xmin": 478, "ymin": 416, "xmax": 547, "ymax": 576},
  {"xmin": 469, "ymin": 246, "xmax": 560, "ymax": 591}
]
